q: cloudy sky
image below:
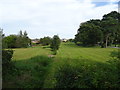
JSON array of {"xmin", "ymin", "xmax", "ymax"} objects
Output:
[{"xmin": 0, "ymin": 0, "xmax": 119, "ymax": 39}]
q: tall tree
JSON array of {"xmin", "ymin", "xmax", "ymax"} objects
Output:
[
  {"xmin": 101, "ymin": 11, "xmax": 119, "ymax": 48},
  {"xmin": 24, "ymin": 31, "xmax": 28, "ymax": 38},
  {"xmin": 50, "ymin": 35, "xmax": 61, "ymax": 55},
  {"xmin": 16, "ymin": 30, "xmax": 31, "ymax": 48},
  {"xmin": 19, "ymin": 30, "xmax": 23, "ymax": 37},
  {"xmin": 75, "ymin": 11, "xmax": 120, "ymax": 48},
  {"xmin": 75, "ymin": 20, "xmax": 102, "ymax": 46},
  {"xmin": 2, "ymin": 35, "xmax": 17, "ymax": 48}
]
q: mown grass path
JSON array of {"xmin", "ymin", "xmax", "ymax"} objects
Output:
[{"xmin": 57, "ymin": 42, "xmax": 117, "ymax": 62}]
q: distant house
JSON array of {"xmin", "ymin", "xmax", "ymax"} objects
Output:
[
  {"xmin": 61, "ymin": 39, "xmax": 68, "ymax": 42},
  {"xmin": 31, "ymin": 39, "xmax": 40, "ymax": 44}
]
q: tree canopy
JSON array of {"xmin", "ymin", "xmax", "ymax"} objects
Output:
[
  {"xmin": 75, "ymin": 11, "xmax": 120, "ymax": 47},
  {"xmin": 50, "ymin": 35, "xmax": 61, "ymax": 54},
  {"xmin": 2, "ymin": 30, "xmax": 31, "ymax": 48},
  {"xmin": 40, "ymin": 36, "xmax": 52, "ymax": 46}
]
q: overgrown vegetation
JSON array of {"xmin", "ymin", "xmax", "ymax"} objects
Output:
[
  {"xmin": 2, "ymin": 50, "xmax": 13, "ymax": 67},
  {"xmin": 107, "ymin": 49, "xmax": 120, "ymax": 86},
  {"xmin": 2, "ymin": 46, "xmax": 53, "ymax": 88},
  {"xmin": 2, "ymin": 49, "xmax": 15, "ymax": 82},
  {"xmin": 44, "ymin": 42, "xmax": 119, "ymax": 88},
  {"xmin": 54, "ymin": 60, "xmax": 118, "ymax": 88}
]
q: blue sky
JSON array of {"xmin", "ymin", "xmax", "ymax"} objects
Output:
[
  {"xmin": 0, "ymin": 0, "xmax": 118, "ymax": 39},
  {"xmin": 92, "ymin": 2, "xmax": 109, "ymax": 7}
]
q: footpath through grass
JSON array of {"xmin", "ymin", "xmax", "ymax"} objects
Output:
[{"xmin": 3, "ymin": 42, "xmax": 119, "ymax": 88}]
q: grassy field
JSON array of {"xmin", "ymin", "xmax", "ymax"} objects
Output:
[
  {"xmin": 3, "ymin": 42, "xmax": 119, "ymax": 88},
  {"xmin": 3, "ymin": 46, "xmax": 53, "ymax": 88},
  {"xmin": 57, "ymin": 42, "xmax": 116, "ymax": 62},
  {"xmin": 13, "ymin": 46, "xmax": 52, "ymax": 60}
]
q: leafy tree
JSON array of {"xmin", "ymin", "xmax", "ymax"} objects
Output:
[
  {"xmin": 40, "ymin": 36, "xmax": 52, "ymax": 46},
  {"xmin": 2, "ymin": 35, "xmax": 17, "ymax": 48},
  {"xmin": 75, "ymin": 21, "xmax": 102, "ymax": 46},
  {"xmin": 24, "ymin": 30, "xmax": 28, "ymax": 37},
  {"xmin": 19, "ymin": 30, "xmax": 23, "ymax": 37},
  {"xmin": 15, "ymin": 31, "xmax": 31, "ymax": 48},
  {"xmin": 2, "ymin": 30, "xmax": 31, "ymax": 48},
  {"xmin": 101, "ymin": 11, "xmax": 119, "ymax": 48},
  {"xmin": 50, "ymin": 35, "xmax": 61, "ymax": 55},
  {"xmin": 68, "ymin": 39, "xmax": 74, "ymax": 42},
  {"xmin": 75, "ymin": 11, "xmax": 120, "ymax": 47}
]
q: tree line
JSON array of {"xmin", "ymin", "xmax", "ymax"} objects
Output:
[
  {"xmin": 74, "ymin": 11, "xmax": 120, "ymax": 48},
  {"xmin": 2, "ymin": 30, "xmax": 31, "ymax": 48},
  {"xmin": 39, "ymin": 35, "xmax": 61, "ymax": 54},
  {"xmin": 2, "ymin": 30, "xmax": 61, "ymax": 54}
]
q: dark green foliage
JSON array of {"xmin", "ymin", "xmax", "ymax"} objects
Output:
[
  {"xmin": 40, "ymin": 36, "xmax": 52, "ymax": 46},
  {"xmin": 75, "ymin": 11, "xmax": 120, "ymax": 47},
  {"xmin": 15, "ymin": 31, "xmax": 31, "ymax": 48},
  {"xmin": 15, "ymin": 36, "xmax": 30, "ymax": 48},
  {"xmin": 100, "ymin": 11, "xmax": 120, "ymax": 48},
  {"xmin": 54, "ymin": 59, "xmax": 118, "ymax": 88},
  {"xmin": 110, "ymin": 50, "xmax": 120, "ymax": 59},
  {"xmin": 68, "ymin": 39, "xmax": 74, "ymax": 42},
  {"xmin": 2, "ymin": 50, "xmax": 13, "ymax": 66},
  {"xmin": 2, "ymin": 56, "xmax": 53, "ymax": 88},
  {"xmin": 2, "ymin": 30, "xmax": 31, "ymax": 48},
  {"xmin": 2, "ymin": 50, "xmax": 14, "ymax": 76},
  {"xmin": 50, "ymin": 35, "xmax": 61, "ymax": 54},
  {"xmin": 101, "ymin": 13, "xmax": 119, "ymax": 48},
  {"xmin": 75, "ymin": 22, "xmax": 102, "ymax": 46},
  {"xmin": 2, "ymin": 35, "xmax": 17, "ymax": 48},
  {"xmin": 107, "ymin": 49, "xmax": 120, "ymax": 87}
]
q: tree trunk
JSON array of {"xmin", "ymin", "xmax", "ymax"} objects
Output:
[
  {"xmin": 105, "ymin": 35, "xmax": 109, "ymax": 48},
  {"xmin": 105, "ymin": 34, "xmax": 111, "ymax": 48},
  {"xmin": 105, "ymin": 38, "xmax": 108, "ymax": 48}
]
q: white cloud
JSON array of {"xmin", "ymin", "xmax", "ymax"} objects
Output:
[{"xmin": 0, "ymin": 0, "xmax": 118, "ymax": 39}]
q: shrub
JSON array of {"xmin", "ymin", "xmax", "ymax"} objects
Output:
[
  {"xmin": 40, "ymin": 37, "xmax": 52, "ymax": 46},
  {"xmin": 2, "ymin": 50, "xmax": 13, "ymax": 67},
  {"xmin": 50, "ymin": 35, "xmax": 61, "ymax": 54},
  {"xmin": 54, "ymin": 60, "xmax": 118, "ymax": 88},
  {"xmin": 108, "ymin": 50, "xmax": 120, "ymax": 87}
]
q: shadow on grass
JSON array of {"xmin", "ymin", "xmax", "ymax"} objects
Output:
[{"xmin": 2, "ymin": 55, "xmax": 53, "ymax": 88}]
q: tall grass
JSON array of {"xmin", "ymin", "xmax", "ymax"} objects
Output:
[
  {"xmin": 3, "ymin": 43, "xmax": 119, "ymax": 88},
  {"xmin": 44, "ymin": 42, "xmax": 119, "ymax": 88},
  {"xmin": 3, "ymin": 46, "xmax": 53, "ymax": 88}
]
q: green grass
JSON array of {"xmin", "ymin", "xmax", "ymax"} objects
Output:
[
  {"xmin": 44, "ymin": 42, "xmax": 118, "ymax": 88},
  {"xmin": 56, "ymin": 42, "xmax": 117, "ymax": 62},
  {"xmin": 13, "ymin": 46, "xmax": 51, "ymax": 60},
  {"xmin": 3, "ymin": 46, "xmax": 53, "ymax": 88},
  {"xmin": 3, "ymin": 42, "xmax": 119, "ymax": 88}
]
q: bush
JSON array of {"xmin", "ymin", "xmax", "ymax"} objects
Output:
[
  {"xmin": 40, "ymin": 37, "xmax": 52, "ymax": 46},
  {"xmin": 54, "ymin": 60, "xmax": 118, "ymax": 88},
  {"xmin": 108, "ymin": 50, "xmax": 120, "ymax": 87},
  {"xmin": 50, "ymin": 35, "xmax": 61, "ymax": 54},
  {"xmin": 2, "ymin": 50, "xmax": 13, "ymax": 67}
]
